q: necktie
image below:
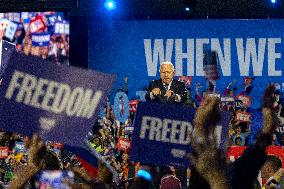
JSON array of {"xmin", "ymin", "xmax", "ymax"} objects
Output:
[{"xmin": 164, "ymin": 84, "xmax": 169, "ymax": 90}]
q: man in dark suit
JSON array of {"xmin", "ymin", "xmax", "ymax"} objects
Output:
[{"xmin": 145, "ymin": 62, "xmax": 188, "ymax": 103}]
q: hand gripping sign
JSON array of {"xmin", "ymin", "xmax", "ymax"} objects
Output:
[{"xmin": 0, "ymin": 52, "xmax": 115, "ymax": 147}]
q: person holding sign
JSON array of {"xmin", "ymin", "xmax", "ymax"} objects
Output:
[
  {"xmin": 231, "ymin": 125, "xmax": 250, "ymax": 146},
  {"xmin": 145, "ymin": 62, "xmax": 187, "ymax": 103}
]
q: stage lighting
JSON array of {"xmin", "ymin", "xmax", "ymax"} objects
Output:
[
  {"xmin": 105, "ymin": 0, "xmax": 116, "ymax": 11},
  {"xmin": 185, "ymin": 7, "xmax": 190, "ymax": 12},
  {"xmin": 271, "ymin": 0, "xmax": 276, "ymax": 3}
]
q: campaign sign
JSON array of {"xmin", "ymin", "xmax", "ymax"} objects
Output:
[
  {"xmin": 29, "ymin": 16, "xmax": 46, "ymax": 33},
  {"xmin": 208, "ymin": 93, "xmax": 221, "ymax": 98},
  {"xmin": 0, "ymin": 52, "xmax": 116, "ymax": 147},
  {"xmin": 114, "ymin": 92, "xmax": 129, "ymax": 123},
  {"xmin": 5, "ymin": 13, "xmax": 21, "ymax": 24},
  {"xmin": 54, "ymin": 21, "xmax": 69, "ymax": 35},
  {"xmin": 125, "ymin": 126, "xmax": 134, "ymax": 134},
  {"xmin": 12, "ymin": 13, "xmax": 21, "ymax": 24},
  {"xmin": 129, "ymin": 99, "xmax": 140, "ymax": 113},
  {"xmin": 221, "ymin": 96, "xmax": 235, "ymax": 102},
  {"xmin": 32, "ymin": 33, "xmax": 50, "ymax": 47},
  {"xmin": 236, "ymin": 95, "xmax": 252, "ymax": 107},
  {"xmin": 235, "ymin": 99, "xmax": 244, "ymax": 109},
  {"xmin": 220, "ymin": 96, "xmax": 235, "ymax": 110},
  {"xmin": 45, "ymin": 14, "xmax": 57, "ymax": 26},
  {"xmin": 0, "ymin": 147, "xmax": 8, "ymax": 158},
  {"xmin": 130, "ymin": 102, "xmax": 232, "ymax": 167},
  {"xmin": 235, "ymin": 111, "xmax": 252, "ymax": 123},
  {"xmin": 4, "ymin": 21, "xmax": 17, "ymax": 41},
  {"xmin": 14, "ymin": 142, "xmax": 25, "ymax": 154},
  {"xmin": 204, "ymin": 51, "xmax": 219, "ymax": 80}
]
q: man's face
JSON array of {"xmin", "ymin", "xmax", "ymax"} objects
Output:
[
  {"xmin": 93, "ymin": 138, "xmax": 100, "ymax": 145},
  {"xmin": 236, "ymin": 138, "xmax": 242, "ymax": 146},
  {"xmin": 40, "ymin": 47, "xmax": 49, "ymax": 56},
  {"xmin": 160, "ymin": 64, "xmax": 175, "ymax": 84},
  {"xmin": 236, "ymin": 126, "xmax": 242, "ymax": 134}
]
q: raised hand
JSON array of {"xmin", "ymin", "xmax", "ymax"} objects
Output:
[
  {"xmin": 190, "ymin": 97, "xmax": 229, "ymax": 189},
  {"xmin": 261, "ymin": 84, "xmax": 279, "ymax": 135},
  {"xmin": 28, "ymin": 134, "xmax": 47, "ymax": 170}
]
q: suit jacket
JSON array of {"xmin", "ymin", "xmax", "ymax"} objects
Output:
[{"xmin": 145, "ymin": 79, "xmax": 188, "ymax": 103}]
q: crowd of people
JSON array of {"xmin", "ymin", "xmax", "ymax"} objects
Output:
[
  {"xmin": 0, "ymin": 82, "xmax": 278, "ymax": 189},
  {"xmin": 0, "ymin": 12, "xmax": 69, "ymax": 65},
  {"xmin": 0, "ymin": 45, "xmax": 283, "ymax": 189},
  {"xmin": 82, "ymin": 62, "xmax": 284, "ymax": 189}
]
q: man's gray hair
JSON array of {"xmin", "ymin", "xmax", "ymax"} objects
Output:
[{"xmin": 159, "ymin": 61, "xmax": 175, "ymax": 72}]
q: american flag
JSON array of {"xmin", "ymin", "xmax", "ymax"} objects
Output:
[{"xmin": 204, "ymin": 51, "xmax": 219, "ymax": 80}]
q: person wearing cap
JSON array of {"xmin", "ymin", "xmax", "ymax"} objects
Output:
[{"xmin": 145, "ymin": 62, "xmax": 188, "ymax": 103}]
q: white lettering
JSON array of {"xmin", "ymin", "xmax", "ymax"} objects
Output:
[
  {"xmin": 268, "ymin": 38, "xmax": 282, "ymax": 76},
  {"xmin": 144, "ymin": 39, "xmax": 173, "ymax": 76},
  {"xmin": 5, "ymin": 70, "xmax": 102, "ymax": 119},
  {"xmin": 211, "ymin": 38, "xmax": 231, "ymax": 76},
  {"xmin": 175, "ymin": 39, "xmax": 194, "ymax": 76},
  {"xmin": 236, "ymin": 38, "xmax": 266, "ymax": 76},
  {"xmin": 196, "ymin": 38, "xmax": 209, "ymax": 76}
]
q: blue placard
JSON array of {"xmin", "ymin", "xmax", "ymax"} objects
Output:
[
  {"xmin": 14, "ymin": 142, "xmax": 25, "ymax": 154},
  {"xmin": 114, "ymin": 92, "xmax": 129, "ymax": 123},
  {"xmin": 31, "ymin": 33, "xmax": 50, "ymax": 47},
  {"xmin": 129, "ymin": 102, "xmax": 231, "ymax": 167},
  {"xmin": 54, "ymin": 21, "xmax": 69, "ymax": 35},
  {"xmin": 45, "ymin": 14, "xmax": 57, "ymax": 26},
  {"xmin": 89, "ymin": 20, "xmax": 284, "ymax": 109},
  {"xmin": 0, "ymin": 52, "xmax": 116, "ymax": 147}
]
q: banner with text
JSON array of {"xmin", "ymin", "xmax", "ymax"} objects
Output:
[
  {"xmin": 129, "ymin": 102, "xmax": 231, "ymax": 167},
  {"xmin": 32, "ymin": 33, "xmax": 50, "ymax": 47},
  {"xmin": 0, "ymin": 52, "xmax": 115, "ymax": 147},
  {"xmin": 89, "ymin": 20, "xmax": 284, "ymax": 108}
]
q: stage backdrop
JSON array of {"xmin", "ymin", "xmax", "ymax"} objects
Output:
[{"xmin": 88, "ymin": 19, "xmax": 284, "ymax": 108}]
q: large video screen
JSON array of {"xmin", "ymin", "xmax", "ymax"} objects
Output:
[{"xmin": 0, "ymin": 12, "xmax": 69, "ymax": 65}]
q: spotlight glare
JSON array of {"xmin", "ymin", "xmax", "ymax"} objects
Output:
[
  {"xmin": 185, "ymin": 7, "xmax": 190, "ymax": 12},
  {"xmin": 271, "ymin": 0, "xmax": 276, "ymax": 3},
  {"xmin": 105, "ymin": 0, "xmax": 116, "ymax": 11}
]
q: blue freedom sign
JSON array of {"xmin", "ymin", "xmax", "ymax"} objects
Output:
[
  {"xmin": 31, "ymin": 33, "xmax": 50, "ymax": 47},
  {"xmin": 0, "ymin": 52, "xmax": 116, "ymax": 147},
  {"xmin": 89, "ymin": 20, "xmax": 284, "ymax": 108},
  {"xmin": 129, "ymin": 102, "xmax": 231, "ymax": 167}
]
